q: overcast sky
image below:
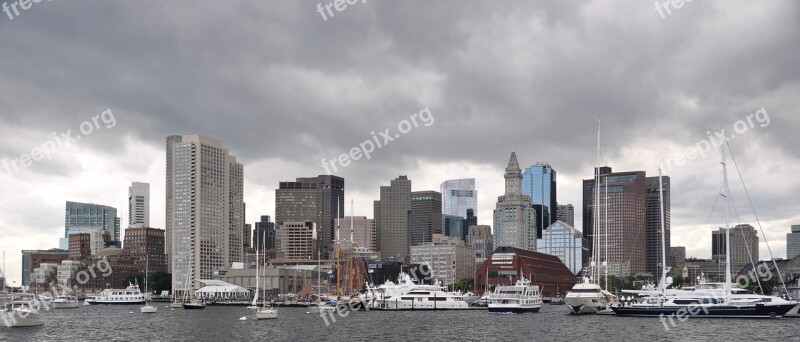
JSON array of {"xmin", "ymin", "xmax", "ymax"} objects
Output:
[{"xmin": 1, "ymin": 1, "xmax": 798, "ymax": 285}]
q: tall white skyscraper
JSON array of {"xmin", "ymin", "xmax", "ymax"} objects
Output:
[
  {"xmin": 167, "ymin": 135, "xmax": 244, "ymax": 292},
  {"xmin": 128, "ymin": 182, "xmax": 150, "ymax": 228}
]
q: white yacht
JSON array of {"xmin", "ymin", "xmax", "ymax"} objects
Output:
[
  {"xmin": 85, "ymin": 283, "xmax": 146, "ymax": 305},
  {"xmin": 565, "ymin": 278, "xmax": 616, "ymax": 315},
  {"xmin": 368, "ymin": 273, "xmax": 472, "ymax": 310},
  {"xmin": 2, "ymin": 294, "xmax": 43, "ymax": 327},
  {"xmin": 612, "ymin": 138, "xmax": 799, "ymax": 318},
  {"xmin": 51, "ymin": 295, "xmax": 80, "ymax": 309},
  {"xmin": 487, "ymin": 276, "xmax": 542, "ymax": 314}
]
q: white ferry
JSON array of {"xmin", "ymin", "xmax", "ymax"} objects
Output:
[
  {"xmin": 85, "ymin": 283, "xmax": 146, "ymax": 305},
  {"xmin": 487, "ymin": 276, "xmax": 542, "ymax": 314}
]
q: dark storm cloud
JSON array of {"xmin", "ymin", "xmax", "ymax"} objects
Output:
[{"xmin": 0, "ymin": 0, "xmax": 798, "ymax": 272}]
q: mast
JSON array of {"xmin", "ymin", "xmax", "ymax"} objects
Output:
[
  {"xmin": 604, "ymin": 175, "xmax": 608, "ymax": 291},
  {"xmin": 594, "ymin": 118, "xmax": 601, "ymax": 284},
  {"xmin": 252, "ymin": 234, "xmax": 260, "ymax": 307},
  {"xmin": 721, "ymin": 129, "xmax": 732, "ymax": 303},
  {"xmin": 658, "ymin": 166, "xmax": 667, "ymax": 297}
]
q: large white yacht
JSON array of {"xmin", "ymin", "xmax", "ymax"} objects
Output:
[
  {"xmin": 51, "ymin": 295, "xmax": 80, "ymax": 309},
  {"xmin": 368, "ymin": 273, "xmax": 472, "ymax": 310},
  {"xmin": 487, "ymin": 276, "xmax": 542, "ymax": 314},
  {"xmin": 1, "ymin": 294, "xmax": 43, "ymax": 327},
  {"xmin": 85, "ymin": 283, "xmax": 146, "ymax": 305},
  {"xmin": 565, "ymin": 278, "xmax": 616, "ymax": 314}
]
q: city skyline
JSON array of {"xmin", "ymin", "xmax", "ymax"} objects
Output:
[{"xmin": 2, "ymin": 1, "xmax": 800, "ymax": 285}]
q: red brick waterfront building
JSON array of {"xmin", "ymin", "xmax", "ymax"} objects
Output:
[{"xmin": 475, "ymin": 246, "xmax": 576, "ymax": 297}]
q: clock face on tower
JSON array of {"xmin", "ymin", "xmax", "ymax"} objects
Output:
[{"xmin": 507, "ymin": 179, "xmax": 516, "ymax": 188}]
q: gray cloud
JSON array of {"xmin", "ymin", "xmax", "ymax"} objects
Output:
[{"xmin": 1, "ymin": 0, "xmax": 799, "ymax": 283}]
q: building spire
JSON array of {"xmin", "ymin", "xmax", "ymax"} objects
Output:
[{"xmin": 506, "ymin": 152, "xmax": 521, "ymax": 172}]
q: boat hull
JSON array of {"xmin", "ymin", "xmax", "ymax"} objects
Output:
[
  {"xmin": 256, "ymin": 310, "xmax": 278, "ymax": 319},
  {"xmin": 50, "ymin": 301, "xmax": 80, "ymax": 309},
  {"xmin": 611, "ymin": 303, "xmax": 798, "ymax": 318},
  {"xmin": 140, "ymin": 306, "xmax": 158, "ymax": 313},
  {"xmin": 2, "ymin": 310, "xmax": 43, "ymax": 327},
  {"xmin": 488, "ymin": 305, "xmax": 541, "ymax": 314},
  {"xmin": 182, "ymin": 303, "xmax": 206, "ymax": 310},
  {"xmin": 86, "ymin": 300, "xmax": 146, "ymax": 305}
]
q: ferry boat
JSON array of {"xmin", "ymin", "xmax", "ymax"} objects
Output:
[
  {"xmin": 1, "ymin": 294, "xmax": 43, "ymax": 327},
  {"xmin": 85, "ymin": 283, "xmax": 146, "ymax": 305},
  {"xmin": 487, "ymin": 276, "xmax": 542, "ymax": 314},
  {"xmin": 368, "ymin": 273, "xmax": 472, "ymax": 310},
  {"xmin": 51, "ymin": 295, "xmax": 80, "ymax": 309}
]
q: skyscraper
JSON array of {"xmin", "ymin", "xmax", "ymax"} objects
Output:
[
  {"xmin": 128, "ymin": 182, "xmax": 150, "ymax": 228},
  {"xmin": 275, "ymin": 175, "xmax": 344, "ymax": 259},
  {"xmin": 521, "ymin": 162, "xmax": 557, "ymax": 238},
  {"xmin": 440, "ymin": 178, "xmax": 477, "ymax": 225},
  {"xmin": 410, "ymin": 191, "xmax": 442, "ymax": 245},
  {"xmin": 165, "ymin": 134, "xmax": 182, "ymax": 273},
  {"xmin": 254, "ymin": 215, "xmax": 276, "ymax": 257},
  {"xmin": 787, "ymin": 225, "xmax": 800, "ymax": 259},
  {"xmin": 646, "ymin": 175, "xmax": 670, "ymax": 276},
  {"xmin": 467, "ymin": 225, "xmax": 493, "ymax": 259},
  {"xmin": 537, "ymin": 221, "xmax": 583, "ymax": 275},
  {"xmin": 583, "ymin": 167, "xmax": 666, "ymax": 277},
  {"xmin": 275, "ymin": 221, "xmax": 317, "ymax": 260},
  {"xmin": 377, "ymin": 175, "xmax": 412, "ymax": 262},
  {"xmin": 63, "ymin": 201, "xmax": 120, "ymax": 248},
  {"xmin": 493, "ymin": 152, "xmax": 537, "ymax": 252},
  {"xmin": 556, "ymin": 204, "xmax": 575, "ymax": 227},
  {"xmin": 712, "ymin": 224, "xmax": 759, "ymax": 273},
  {"xmin": 335, "ymin": 216, "xmax": 378, "ymax": 252},
  {"xmin": 167, "ymin": 135, "xmax": 244, "ymax": 292}
]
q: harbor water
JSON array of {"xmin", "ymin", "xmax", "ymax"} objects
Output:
[{"xmin": 1, "ymin": 304, "xmax": 796, "ymax": 341}]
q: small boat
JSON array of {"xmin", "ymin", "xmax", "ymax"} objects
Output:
[
  {"xmin": 2, "ymin": 294, "xmax": 43, "ymax": 327},
  {"xmin": 182, "ymin": 299, "xmax": 206, "ymax": 310},
  {"xmin": 487, "ymin": 276, "xmax": 542, "ymax": 314},
  {"xmin": 51, "ymin": 295, "xmax": 80, "ymax": 309},
  {"xmin": 308, "ymin": 300, "xmax": 338, "ymax": 314},
  {"xmin": 256, "ymin": 303, "xmax": 278, "ymax": 319},
  {"xmin": 549, "ymin": 295, "xmax": 565, "ymax": 305},
  {"xmin": 140, "ymin": 255, "xmax": 158, "ymax": 313}
]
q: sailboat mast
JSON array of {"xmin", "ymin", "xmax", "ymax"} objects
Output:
[
  {"xmin": 721, "ymin": 129, "xmax": 732, "ymax": 303},
  {"xmin": 658, "ymin": 166, "xmax": 667, "ymax": 297},
  {"xmin": 604, "ymin": 176, "xmax": 608, "ymax": 291},
  {"xmin": 594, "ymin": 118, "xmax": 601, "ymax": 284}
]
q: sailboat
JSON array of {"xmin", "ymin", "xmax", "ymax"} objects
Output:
[
  {"xmin": 141, "ymin": 255, "xmax": 157, "ymax": 313},
  {"xmin": 182, "ymin": 251, "xmax": 205, "ymax": 310},
  {"xmin": 247, "ymin": 241, "xmax": 261, "ymax": 310},
  {"xmin": 309, "ymin": 250, "xmax": 336, "ymax": 315},
  {"xmin": 612, "ymin": 129, "xmax": 798, "ymax": 318},
  {"xmin": 254, "ymin": 227, "xmax": 277, "ymax": 319},
  {"xmin": 565, "ymin": 119, "xmax": 617, "ymax": 314}
]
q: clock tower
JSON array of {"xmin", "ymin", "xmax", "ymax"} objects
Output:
[
  {"xmin": 504, "ymin": 152, "xmax": 522, "ymax": 196},
  {"xmin": 494, "ymin": 152, "xmax": 537, "ymax": 252}
]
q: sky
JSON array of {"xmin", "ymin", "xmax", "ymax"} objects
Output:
[{"xmin": 1, "ymin": 1, "xmax": 799, "ymax": 285}]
